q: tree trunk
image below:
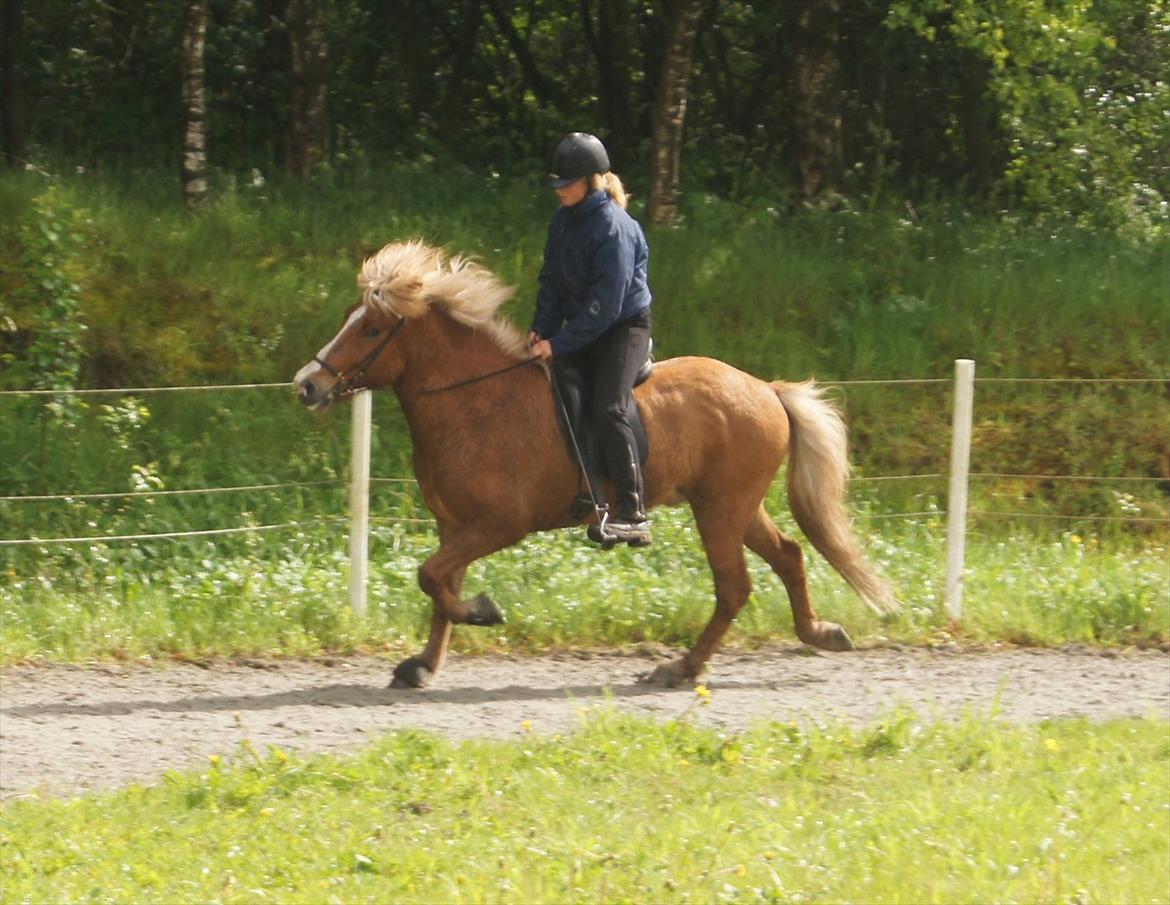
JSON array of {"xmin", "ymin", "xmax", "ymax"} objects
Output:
[
  {"xmin": 579, "ymin": 0, "xmax": 636, "ymax": 163},
  {"xmin": 787, "ymin": 0, "xmax": 842, "ymax": 202},
  {"xmin": 286, "ymin": 0, "xmax": 328, "ymax": 181},
  {"xmin": 1, "ymin": 0, "xmax": 24, "ymax": 168},
  {"xmin": 429, "ymin": 0, "xmax": 484, "ymax": 146},
  {"xmin": 180, "ymin": 0, "xmax": 209, "ymax": 208},
  {"xmin": 958, "ymin": 49, "xmax": 994, "ymax": 200},
  {"xmin": 647, "ymin": 0, "xmax": 701, "ymax": 226}
]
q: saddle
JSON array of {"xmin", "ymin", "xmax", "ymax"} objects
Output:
[{"xmin": 551, "ymin": 348, "xmax": 653, "ymax": 520}]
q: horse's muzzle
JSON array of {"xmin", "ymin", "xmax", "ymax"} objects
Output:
[{"xmin": 294, "ymin": 361, "xmax": 334, "ymax": 411}]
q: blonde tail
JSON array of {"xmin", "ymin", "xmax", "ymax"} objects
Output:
[{"xmin": 774, "ymin": 380, "xmax": 899, "ymax": 615}]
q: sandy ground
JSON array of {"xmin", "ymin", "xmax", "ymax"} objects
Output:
[{"xmin": 1, "ymin": 644, "xmax": 1167, "ymax": 801}]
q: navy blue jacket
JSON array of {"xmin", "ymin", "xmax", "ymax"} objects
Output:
[{"xmin": 531, "ymin": 189, "xmax": 652, "ymax": 358}]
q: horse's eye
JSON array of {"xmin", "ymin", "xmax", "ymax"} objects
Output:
[{"xmin": 362, "ymin": 326, "xmax": 381, "ymax": 339}]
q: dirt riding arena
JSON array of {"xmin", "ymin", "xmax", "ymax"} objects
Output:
[{"xmin": 2, "ymin": 644, "xmax": 1167, "ymax": 800}]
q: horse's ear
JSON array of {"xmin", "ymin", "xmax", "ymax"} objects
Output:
[
  {"xmin": 389, "ymin": 275, "xmax": 422, "ymax": 299},
  {"xmin": 388, "ymin": 275, "xmax": 426, "ymax": 315}
]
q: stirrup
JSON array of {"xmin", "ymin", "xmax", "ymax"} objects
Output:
[{"xmin": 587, "ymin": 512, "xmax": 652, "ymax": 550}]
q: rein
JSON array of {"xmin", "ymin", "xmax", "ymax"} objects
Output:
[{"xmin": 416, "ymin": 357, "xmax": 539, "ymax": 396}]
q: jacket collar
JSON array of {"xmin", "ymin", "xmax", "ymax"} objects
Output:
[{"xmin": 566, "ymin": 189, "xmax": 608, "ymax": 218}]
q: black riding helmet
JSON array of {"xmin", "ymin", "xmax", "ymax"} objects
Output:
[{"xmin": 545, "ymin": 132, "xmax": 610, "ymax": 188}]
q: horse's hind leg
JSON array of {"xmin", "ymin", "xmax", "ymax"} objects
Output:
[
  {"xmin": 643, "ymin": 504, "xmax": 753, "ymax": 687},
  {"xmin": 744, "ymin": 506, "xmax": 854, "ymax": 652}
]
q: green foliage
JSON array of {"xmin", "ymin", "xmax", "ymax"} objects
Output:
[
  {"xmin": 1, "ymin": 187, "xmax": 88, "ymax": 419},
  {"xmin": 2, "ymin": 713, "xmax": 1167, "ymax": 902},
  {"xmin": 16, "ymin": 1, "xmax": 185, "ymax": 164},
  {"xmin": 886, "ymin": 0, "xmax": 1170, "ymax": 229}
]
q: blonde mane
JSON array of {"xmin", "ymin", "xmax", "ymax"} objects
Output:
[{"xmin": 358, "ymin": 240, "xmax": 525, "ymax": 356}]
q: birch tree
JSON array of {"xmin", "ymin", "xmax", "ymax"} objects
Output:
[{"xmin": 180, "ymin": 0, "xmax": 208, "ymax": 208}]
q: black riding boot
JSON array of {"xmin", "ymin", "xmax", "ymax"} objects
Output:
[
  {"xmin": 576, "ymin": 309, "xmax": 654, "ymax": 549},
  {"xmin": 592, "ymin": 443, "xmax": 651, "ymax": 548},
  {"xmin": 604, "ymin": 505, "xmax": 651, "ymax": 547}
]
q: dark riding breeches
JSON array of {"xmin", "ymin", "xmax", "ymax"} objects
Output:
[{"xmin": 557, "ymin": 309, "xmax": 652, "ymax": 519}]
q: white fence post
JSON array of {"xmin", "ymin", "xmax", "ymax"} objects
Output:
[
  {"xmin": 945, "ymin": 358, "xmax": 975, "ymax": 619},
  {"xmin": 348, "ymin": 389, "xmax": 373, "ymax": 617}
]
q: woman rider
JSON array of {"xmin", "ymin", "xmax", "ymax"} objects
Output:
[{"xmin": 527, "ymin": 132, "xmax": 653, "ymax": 547}]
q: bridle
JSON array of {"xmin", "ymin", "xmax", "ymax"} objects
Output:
[
  {"xmin": 313, "ymin": 312, "xmax": 541, "ymax": 401},
  {"xmin": 313, "ymin": 314, "xmax": 407, "ymax": 401}
]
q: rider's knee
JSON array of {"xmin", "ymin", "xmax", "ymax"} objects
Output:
[{"xmin": 592, "ymin": 398, "xmax": 629, "ymax": 425}]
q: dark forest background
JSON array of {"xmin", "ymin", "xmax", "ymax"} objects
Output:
[{"xmin": 3, "ymin": 0, "xmax": 1168, "ymax": 228}]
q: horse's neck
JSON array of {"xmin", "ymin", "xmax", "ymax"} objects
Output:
[
  {"xmin": 394, "ymin": 313, "xmax": 527, "ymax": 439},
  {"xmin": 399, "ymin": 311, "xmax": 521, "ymax": 393}
]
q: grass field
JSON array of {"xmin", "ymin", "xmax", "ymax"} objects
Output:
[{"xmin": 2, "ymin": 708, "xmax": 1167, "ymax": 904}]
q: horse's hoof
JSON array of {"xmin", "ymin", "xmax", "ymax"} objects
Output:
[
  {"xmin": 815, "ymin": 622, "xmax": 856, "ymax": 652},
  {"xmin": 639, "ymin": 659, "xmax": 696, "ymax": 688},
  {"xmin": 465, "ymin": 592, "xmax": 505, "ymax": 626},
  {"xmin": 390, "ymin": 656, "xmax": 434, "ymax": 689}
]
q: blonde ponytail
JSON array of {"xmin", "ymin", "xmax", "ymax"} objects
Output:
[{"xmin": 591, "ymin": 172, "xmax": 629, "ymax": 209}]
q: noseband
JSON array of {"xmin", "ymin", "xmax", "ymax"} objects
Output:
[{"xmin": 314, "ymin": 314, "xmax": 407, "ymax": 400}]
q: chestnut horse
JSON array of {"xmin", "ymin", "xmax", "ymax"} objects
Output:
[{"xmin": 295, "ymin": 241, "xmax": 897, "ymax": 688}]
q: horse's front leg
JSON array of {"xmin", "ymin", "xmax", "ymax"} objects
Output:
[{"xmin": 390, "ymin": 527, "xmax": 517, "ymax": 689}]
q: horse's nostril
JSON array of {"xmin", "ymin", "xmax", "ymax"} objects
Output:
[{"xmin": 298, "ymin": 380, "xmax": 315, "ymax": 402}]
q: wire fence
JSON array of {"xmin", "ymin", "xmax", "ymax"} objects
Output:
[
  {"xmin": 0, "ymin": 479, "xmax": 343, "ymax": 504},
  {"xmin": 0, "ymin": 382, "xmax": 290, "ymax": 396},
  {"xmin": 0, "ymin": 519, "xmax": 347, "ymax": 547},
  {"xmin": 1, "ymin": 371, "xmax": 1166, "ymax": 549}
]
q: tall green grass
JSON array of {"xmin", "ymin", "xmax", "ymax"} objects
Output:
[
  {"xmin": 2, "ymin": 711, "xmax": 1167, "ymax": 903},
  {"xmin": 2, "ymin": 508, "xmax": 1165, "ymax": 666},
  {"xmin": 3, "ymin": 165, "xmax": 1166, "ymax": 385}
]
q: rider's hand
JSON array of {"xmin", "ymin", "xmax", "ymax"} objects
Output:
[
  {"xmin": 530, "ymin": 339, "xmax": 553, "ymax": 362},
  {"xmin": 527, "ymin": 331, "xmax": 541, "ymax": 347}
]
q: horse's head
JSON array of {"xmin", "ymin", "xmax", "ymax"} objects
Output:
[
  {"xmin": 295, "ymin": 240, "xmax": 522, "ymax": 409},
  {"xmin": 294, "ymin": 302, "xmax": 408, "ymax": 410}
]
